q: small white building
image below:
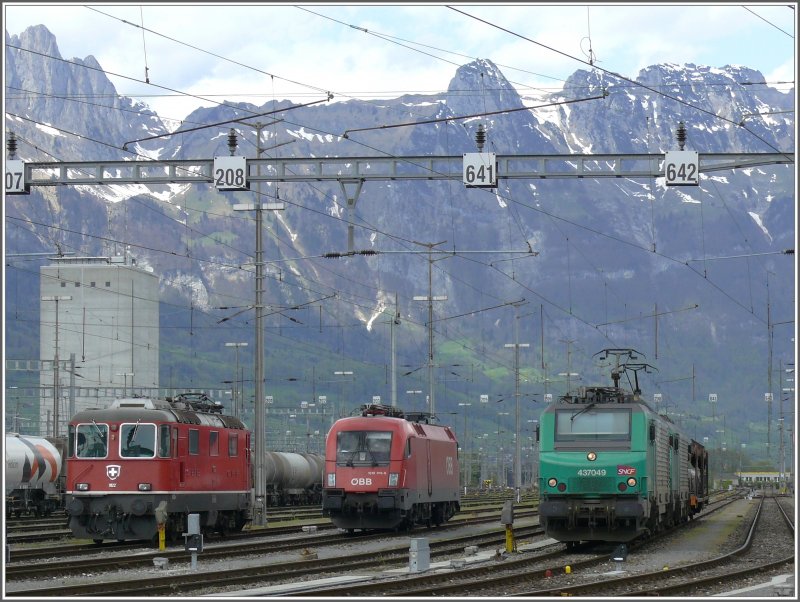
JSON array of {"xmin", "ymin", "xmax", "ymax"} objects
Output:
[{"xmin": 736, "ymin": 471, "xmax": 793, "ymax": 491}]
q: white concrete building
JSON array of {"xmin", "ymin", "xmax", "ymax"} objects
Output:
[{"xmin": 39, "ymin": 254, "xmax": 159, "ymax": 436}]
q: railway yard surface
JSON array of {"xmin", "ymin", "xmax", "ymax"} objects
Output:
[{"xmin": 4, "ymin": 492, "xmax": 795, "ymax": 598}]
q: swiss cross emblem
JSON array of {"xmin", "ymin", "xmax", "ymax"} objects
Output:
[{"xmin": 106, "ymin": 465, "xmax": 121, "ymax": 480}]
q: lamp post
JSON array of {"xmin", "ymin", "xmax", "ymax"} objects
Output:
[
  {"xmin": 333, "ymin": 371, "xmax": 354, "ymax": 425},
  {"xmin": 558, "ymin": 338, "xmax": 577, "ymax": 395},
  {"xmin": 225, "ymin": 342, "xmax": 248, "ymax": 419},
  {"xmin": 412, "ymin": 240, "xmax": 448, "ymax": 416},
  {"xmin": 528, "ymin": 419, "xmax": 539, "ymax": 489},
  {"xmin": 780, "ymin": 363, "xmax": 793, "ymax": 487},
  {"xmin": 229, "ymin": 122, "xmax": 286, "ymax": 528},
  {"xmin": 497, "ymin": 411, "xmax": 510, "ymax": 487},
  {"xmin": 458, "ymin": 402, "xmax": 472, "ymax": 487},
  {"xmin": 558, "ymin": 372, "xmax": 580, "ymax": 396},
  {"xmin": 739, "ymin": 443, "xmax": 746, "ymax": 483},
  {"xmin": 505, "ymin": 301, "xmax": 530, "ymax": 501},
  {"xmin": 406, "ymin": 390, "xmax": 422, "ymax": 412},
  {"xmin": 116, "ymin": 372, "xmax": 135, "ymax": 398},
  {"xmin": 42, "ymin": 294, "xmax": 71, "ymax": 437}
]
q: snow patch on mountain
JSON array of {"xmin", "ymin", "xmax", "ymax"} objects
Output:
[
  {"xmin": 34, "ymin": 122, "xmax": 65, "ymax": 138},
  {"xmin": 74, "ymin": 182, "xmax": 190, "ymax": 204},
  {"xmin": 287, "ymin": 127, "xmax": 337, "ymax": 143},
  {"xmin": 748, "ymin": 211, "xmax": 772, "ymax": 240}
]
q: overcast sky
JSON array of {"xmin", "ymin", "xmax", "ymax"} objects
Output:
[{"xmin": 4, "ymin": 3, "xmax": 796, "ymax": 124}]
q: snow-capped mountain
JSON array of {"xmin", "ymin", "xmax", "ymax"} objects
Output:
[{"xmin": 4, "ymin": 25, "xmax": 795, "ymax": 452}]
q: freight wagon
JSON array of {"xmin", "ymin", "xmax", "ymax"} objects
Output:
[{"xmin": 5, "ymin": 434, "xmax": 66, "ymax": 517}]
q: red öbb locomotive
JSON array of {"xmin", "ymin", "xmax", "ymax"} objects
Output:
[
  {"xmin": 322, "ymin": 404, "xmax": 460, "ymax": 531},
  {"xmin": 65, "ymin": 393, "xmax": 251, "ymax": 543}
]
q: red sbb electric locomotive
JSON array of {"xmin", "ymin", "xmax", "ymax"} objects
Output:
[
  {"xmin": 65, "ymin": 393, "xmax": 251, "ymax": 543},
  {"xmin": 322, "ymin": 404, "xmax": 461, "ymax": 532}
]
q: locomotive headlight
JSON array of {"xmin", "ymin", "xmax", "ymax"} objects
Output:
[
  {"xmin": 627, "ymin": 477, "xmax": 637, "ymax": 487},
  {"xmin": 547, "ymin": 478, "xmax": 558, "ymax": 488},
  {"xmin": 327, "ymin": 473, "xmax": 336, "ymax": 487},
  {"xmin": 388, "ymin": 473, "xmax": 399, "ymax": 487},
  {"xmin": 138, "ymin": 483, "xmax": 152, "ymax": 491},
  {"xmin": 76, "ymin": 483, "xmax": 90, "ymax": 491},
  {"xmin": 587, "ymin": 452, "xmax": 597, "ymax": 461}
]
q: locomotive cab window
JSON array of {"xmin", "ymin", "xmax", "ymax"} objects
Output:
[
  {"xmin": 228, "ymin": 433, "xmax": 238, "ymax": 457},
  {"xmin": 210, "ymin": 431, "xmax": 219, "ymax": 456},
  {"xmin": 120, "ymin": 422, "xmax": 156, "ymax": 458},
  {"xmin": 554, "ymin": 408, "xmax": 631, "ymax": 446},
  {"xmin": 68, "ymin": 425, "xmax": 75, "ymax": 458},
  {"xmin": 76, "ymin": 422, "xmax": 109, "ymax": 458},
  {"xmin": 336, "ymin": 431, "xmax": 392, "ymax": 466}
]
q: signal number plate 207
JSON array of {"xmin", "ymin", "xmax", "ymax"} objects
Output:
[{"xmin": 577, "ymin": 468, "xmax": 606, "ymax": 476}]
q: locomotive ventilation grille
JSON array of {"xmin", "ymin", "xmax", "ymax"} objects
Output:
[{"xmin": 568, "ymin": 476, "xmax": 617, "ymax": 491}]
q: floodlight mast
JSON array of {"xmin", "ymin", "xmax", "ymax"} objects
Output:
[
  {"xmin": 412, "ymin": 241, "xmax": 448, "ymax": 416},
  {"xmin": 229, "ymin": 123, "xmax": 286, "ymax": 527}
]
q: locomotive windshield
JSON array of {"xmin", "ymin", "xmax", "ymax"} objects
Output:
[
  {"xmin": 120, "ymin": 422, "xmax": 156, "ymax": 458},
  {"xmin": 555, "ymin": 408, "xmax": 631, "ymax": 442},
  {"xmin": 336, "ymin": 430, "xmax": 392, "ymax": 466},
  {"xmin": 75, "ymin": 422, "xmax": 109, "ymax": 458}
]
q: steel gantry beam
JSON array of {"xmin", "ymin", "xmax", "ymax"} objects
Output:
[{"xmin": 10, "ymin": 152, "xmax": 793, "ymax": 187}]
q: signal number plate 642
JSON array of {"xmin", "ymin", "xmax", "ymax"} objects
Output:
[{"xmin": 577, "ymin": 468, "xmax": 606, "ymax": 476}]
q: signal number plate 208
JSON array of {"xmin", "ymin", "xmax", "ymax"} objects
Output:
[{"xmin": 577, "ymin": 468, "xmax": 606, "ymax": 476}]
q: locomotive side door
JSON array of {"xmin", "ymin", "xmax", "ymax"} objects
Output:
[
  {"xmin": 426, "ymin": 439, "xmax": 433, "ymax": 496},
  {"xmin": 176, "ymin": 426, "xmax": 187, "ymax": 485}
]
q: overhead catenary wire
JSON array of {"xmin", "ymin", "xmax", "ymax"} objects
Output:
[
  {"xmin": 139, "ymin": 6, "xmax": 150, "ymax": 84},
  {"xmin": 10, "ymin": 101, "xmax": 783, "ymax": 330},
  {"xmin": 4, "ymin": 21, "xmax": 788, "ymax": 386},
  {"xmin": 445, "ymin": 5, "xmax": 793, "ymax": 156},
  {"xmin": 342, "ymin": 92, "xmax": 607, "ymax": 137},
  {"xmin": 85, "ymin": 5, "xmax": 333, "ymax": 98}
]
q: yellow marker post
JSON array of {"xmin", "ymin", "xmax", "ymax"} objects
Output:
[
  {"xmin": 158, "ymin": 523, "xmax": 166, "ymax": 551},
  {"xmin": 505, "ymin": 525, "xmax": 516, "ymax": 553},
  {"xmin": 501, "ymin": 500, "xmax": 516, "ymax": 553}
]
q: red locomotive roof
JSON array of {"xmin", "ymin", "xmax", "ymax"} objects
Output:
[
  {"xmin": 69, "ymin": 397, "xmax": 247, "ymax": 430},
  {"xmin": 331, "ymin": 414, "xmax": 457, "ymax": 443}
]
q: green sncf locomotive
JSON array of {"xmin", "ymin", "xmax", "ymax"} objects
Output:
[{"xmin": 538, "ymin": 349, "xmax": 709, "ymax": 545}]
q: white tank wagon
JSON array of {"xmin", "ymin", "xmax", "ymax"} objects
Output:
[
  {"xmin": 5, "ymin": 434, "xmax": 66, "ymax": 516},
  {"xmin": 263, "ymin": 451, "xmax": 324, "ymax": 505}
]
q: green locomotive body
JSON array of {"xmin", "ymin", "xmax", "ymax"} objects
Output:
[{"xmin": 538, "ymin": 351, "xmax": 709, "ymax": 544}]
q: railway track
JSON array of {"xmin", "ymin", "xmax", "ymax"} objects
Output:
[
  {"xmin": 506, "ymin": 495, "xmax": 792, "ymax": 597},
  {"xmin": 6, "ymin": 512, "xmax": 540, "ymax": 596},
  {"xmin": 7, "ymin": 494, "xmax": 536, "ymax": 547},
  {"xmin": 8, "ymin": 491, "xmax": 740, "ymax": 597},
  {"xmin": 264, "ymin": 490, "xmax": 747, "ymax": 596}
]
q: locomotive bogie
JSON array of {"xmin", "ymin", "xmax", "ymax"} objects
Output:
[{"xmin": 66, "ymin": 492, "xmax": 250, "ymax": 542}]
